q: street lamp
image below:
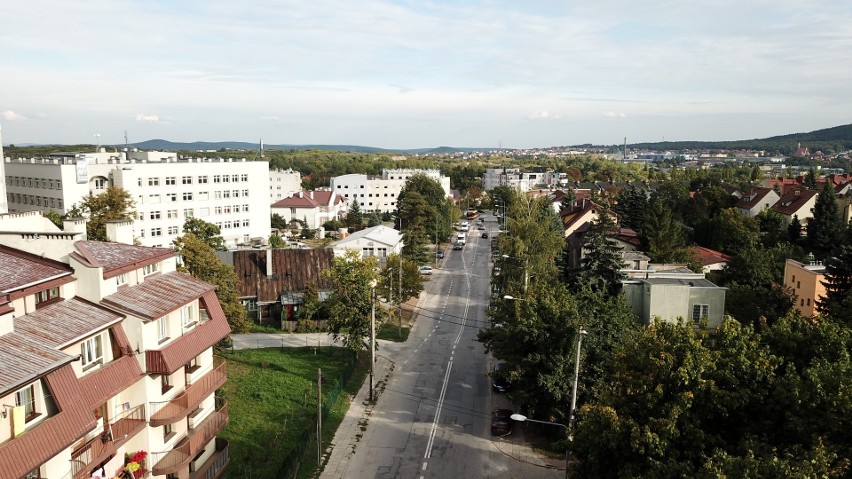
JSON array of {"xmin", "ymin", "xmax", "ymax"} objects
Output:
[
  {"xmin": 569, "ymin": 329, "xmax": 588, "ymax": 435},
  {"xmin": 503, "ymin": 294, "xmax": 527, "ymax": 301},
  {"xmin": 369, "ymin": 280, "xmax": 377, "ymax": 402},
  {"xmin": 510, "ymin": 414, "xmax": 570, "ymax": 479}
]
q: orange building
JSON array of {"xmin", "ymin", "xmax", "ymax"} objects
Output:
[{"xmin": 784, "ymin": 258, "xmax": 827, "ymax": 317}]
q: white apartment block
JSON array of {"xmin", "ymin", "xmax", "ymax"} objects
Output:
[
  {"xmin": 330, "ymin": 168, "xmax": 451, "ymax": 214},
  {"xmin": 482, "ymin": 167, "xmax": 531, "ymax": 192},
  {"xmin": 269, "ymin": 168, "xmax": 302, "ymax": 202},
  {"xmin": 0, "ymin": 215, "xmax": 230, "ymax": 479},
  {"xmin": 4, "ymin": 149, "xmax": 271, "ymax": 248}
]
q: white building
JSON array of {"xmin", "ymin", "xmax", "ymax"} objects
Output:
[
  {"xmin": 330, "ymin": 168, "xmax": 451, "ymax": 214},
  {"xmin": 326, "ymin": 224, "xmax": 402, "ymax": 262},
  {"xmin": 269, "ymin": 168, "xmax": 302, "ymax": 202},
  {"xmin": 482, "ymin": 167, "xmax": 533, "ymax": 192},
  {"xmin": 0, "ymin": 125, "xmax": 8, "ymax": 214},
  {"xmin": 271, "ymin": 189, "xmax": 348, "ymax": 229},
  {"xmin": 4, "ymin": 150, "xmax": 271, "ymax": 248}
]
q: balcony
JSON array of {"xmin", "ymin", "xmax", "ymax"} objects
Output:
[
  {"xmin": 70, "ymin": 404, "xmax": 147, "ymax": 479},
  {"xmin": 150, "ymin": 359, "xmax": 227, "ymax": 427},
  {"xmin": 189, "ymin": 438, "xmax": 230, "ymax": 479},
  {"xmin": 151, "ymin": 399, "xmax": 229, "ymax": 476}
]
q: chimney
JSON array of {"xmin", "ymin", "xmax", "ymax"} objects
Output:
[
  {"xmin": 265, "ymin": 250, "xmax": 274, "ymax": 277},
  {"xmin": 309, "ymin": 191, "xmax": 314, "ymax": 200},
  {"xmin": 105, "ymin": 219, "xmax": 134, "ymax": 245},
  {"xmin": 298, "ymin": 191, "xmax": 303, "ymax": 198},
  {"xmin": 62, "ymin": 217, "xmax": 88, "ymax": 240}
]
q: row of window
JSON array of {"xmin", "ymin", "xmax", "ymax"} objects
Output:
[
  {"xmin": 7, "ymin": 194, "xmax": 64, "ymax": 209},
  {"xmin": 342, "ymin": 193, "xmax": 396, "ymax": 198},
  {"xmin": 140, "ymin": 174, "xmax": 249, "ymax": 187},
  {"xmin": 139, "ymin": 219, "xmax": 248, "ymax": 238},
  {"xmin": 139, "ymin": 205, "xmax": 250, "ymax": 222},
  {"xmin": 336, "ymin": 184, "xmax": 398, "ymax": 189},
  {"xmin": 6, "ymin": 177, "xmax": 63, "ymax": 189},
  {"xmin": 143, "ymin": 190, "xmax": 251, "ymax": 203}
]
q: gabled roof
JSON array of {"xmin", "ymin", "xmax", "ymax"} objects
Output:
[
  {"xmin": 690, "ymin": 246, "xmax": 732, "ymax": 267},
  {"xmin": 0, "ymin": 332, "xmax": 72, "ymax": 397},
  {"xmin": 102, "ymin": 271, "xmax": 215, "ymax": 321},
  {"xmin": 0, "ymin": 245, "xmax": 74, "ymax": 293},
  {"xmin": 14, "ymin": 298, "xmax": 124, "ymax": 350},
  {"xmin": 736, "ymin": 187, "xmax": 778, "ymax": 210},
  {"xmin": 71, "ymin": 240, "xmax": 174, "ymax": 279},
  {"xmin": 772, "ymin": 189, "xmax": 818, "ymax": 216},
  {"xmin": 328, "ymin": 225, "xmax": 402, "ymax": 248},
  {"xmin": 233, "ymin": 249, "xmax": 335, "ymax": 302},
  {"xmin": 271, "ymin": 190, "xmax": 343, "ymax": 209}
]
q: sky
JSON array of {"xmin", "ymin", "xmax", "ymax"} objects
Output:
[{"xmin": 2, "ymin": 0, "xmax": 851, "ymax": 149}]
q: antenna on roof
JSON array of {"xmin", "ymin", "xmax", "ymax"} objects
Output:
[{"xmin": 124, "ymin": 130, "xmax": 128, "ymax": 149}]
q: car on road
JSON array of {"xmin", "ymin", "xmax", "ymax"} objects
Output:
[
  {"xmin": 492, "ymin": 362, "xmax": 510, "ymax": 392},
  {"xmin": 481, "ymin": 231, "xmax": 489, "ymax": 238},
  {"xmin": 436, "ymin": 250, "xmax": 444, "ymax": 259},
  {"xmin": 453, "ymin": 242, "xmax": 464, "ymax": 250},
  {"xmin": 491, "ymin": 408, "xmax": 514, "ymax": 436},
  {"xmin": 419, "ymin": 266, "xmax": 433, "ymax": 275}
]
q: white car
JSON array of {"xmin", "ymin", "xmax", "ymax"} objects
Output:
[{"xmin": 419, "ymin": 266, "xmax": 433, "ymax": 275}]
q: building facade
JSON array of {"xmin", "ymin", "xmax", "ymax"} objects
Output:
[
  {"xmin": 269, "ymin": 168, "xmax": 302, "ymax": 203},
  {"xmin": 784, "ymin": 258, "xmax": 826, "ymax": 317},
  {"xmin": 329, "ymin": 169, "xmax": 451, "ymax": 214},
  {"xmin": 326, "ymin": 225, "xmax": 402, "ymax": 262},
  {"xmin": 622, "ymin": 277, "xmax": 727, "ymax": 330},
  {"xmin": 270, "ymin": 190, "xmax": 348, "ymax": 230},
  {"xmin": 4, "ymin": 150, "xmax": 271, "ymax": 248}
]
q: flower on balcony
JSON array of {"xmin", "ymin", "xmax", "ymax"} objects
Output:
[{"xmin": 113, "ymin": 450, "xmax": 148, "ymax": 479}]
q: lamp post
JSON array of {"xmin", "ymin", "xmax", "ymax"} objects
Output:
[
  {"xmin": 369, "ymin": 280, "xmax": 377, "ymax": 402},
  {"xmin": 510, "ymin": 414, "xmax": 570, "ymax": 479},
  {"xmin": 569, "ymin": 329, "xmax": 588, "ymax": 435}
]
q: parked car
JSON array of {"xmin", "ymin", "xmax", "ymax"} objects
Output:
[
  {"xmin": 453, "ymin": 242, "xmax": 464, "ymax": 250},
  {"xmin": 419, "ymin": 265, "xmax": 433, "ymax": 275},
  {"xmin": 436, "ymin": 250, "xmax": 444, "ymax": 259},
  {"xmin": 492, "ymin": 362, "xmax": 510, "ymax": 392},
  {"xmin": 491, "ymin": 408, "xmax": 514, "ymax": 436},
  {"xmin": 481, "ymin": 231, "xmax": 489, "ymax": 238}
]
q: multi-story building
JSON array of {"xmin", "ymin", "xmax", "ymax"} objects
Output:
[
  {"xmin": 0, "ymin": 125, "xmax": 8, "ymax": 214},
  {"xmin": 784, "ymin": 258, "xmax": 826, "ymax": 317},
  {"xmin": 329, "ymin": 169, "xmax": 451, "ymax": 214},
  {"xmin": 4, "ymin": 149, "xmax": 271, "ymax": 248},
  {"xmin": 270, "ymin": 190, "xmax": 348, "ymax": 229},
  {"xmin": 269, "ymin": 168, "xmax": 302, "ymax": 203},
  {"xmin": 0, "ymin": 213, "xmax": 231, "ymax": 479}
]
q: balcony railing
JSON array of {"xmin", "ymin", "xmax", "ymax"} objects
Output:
[
  {"xmin": 150, "ymin": 359, "xmax": 227, "ymax": 427},
  {"xmin": 151, "ymin": 399, "xmax": 229, "ymax": 476},
  {"xmin": 188, "ymin": 438, "xmax": 230, "ymax": 479},
  {"xmin": 70, "ymin": 404, "xmax": 147, "ymax": 479}
]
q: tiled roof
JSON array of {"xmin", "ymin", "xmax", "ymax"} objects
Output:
[
  {"xmin": 736, "ymin": 187, "xmax": 777, "ymax": 210},
  {"xmin": 14, "ymin": 298, "xmax": 124, "ymax": 349},
  {"xmin": 0, "ymin": 332, "xmax": 71, "ymax": 397},
  {"xmin": 690, "ymin": 246, "xmax": 732, "ymax": 266},
  {"xmin": 102, "ymin": 271, "xmax": 215, "ymax": 321},
  {"xmin": 233, "ymin": 249, "xmax": 334, "ymax": 302},
  {"xmin": 772, "ymin": 189, "xmax": 818, "ymax": 216},
  {"xmin": 71, "ymin": 240, "xmax": 175, "ymax": 279},
  {"xmin": 271, "ymin": 190, "xmax": 341, "ymax": 208},
  {"xmin": 0, "ymin": 245, "xmax": 73, "ymax": 293}
]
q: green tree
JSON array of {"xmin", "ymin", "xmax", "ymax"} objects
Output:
[
  {"xmin": 559, "ymin": 189, "xmax": 577, "ymax": 212},
  {"xmin": 650, "ymin": 180, "xmax": 690, "ymax": 221},
  {"xmin": 295, "ymin": 281, "xmax": 321, "ymax": 324},
  {"xmin": 376, "ymin": 253, "xmax": 423, "ymax": 306},
  {"xmin": 641, "ymin": 198, "xmax": 690, "ymax": 263},
  {"xmin": 182, "ymin": 217, "xmax": 226, "ymax": 251},
  {"xmin": 807, "ymin": 182, "xmax": 844, "ymax": 252},
  {"xmin": 322, "ymin": 250, "xmax": 378, "ymax": 351},
  {"xmin": 574, "ymin": 203, "xmax": 626, "ymax": 296},
  {"xmin": 710, "ymin": 208, "xmax": 759, "ymax": 255},
  {"xmin": 756, "ymin": 208, "xmax": 785, "ymax": 247},
  {"xmin": 788, "ymin": 214, "xmax": 803, "ymax": 243},
  {"xmin": 613, "ymin": 187, "xmax": 648, "ymax": 231},
  {"xmin": 271, "ymin": 213, "xmax": 288, "ymax": 230},
  {"xmin": 346, "ymin": 199, "xmax": 364, "ymax": 230},
  {"xmin": 45, "ymin": 210, "xmax": 63, "ymax": 229},
  {"xmin": 817, "ymin": 245, "xmax": 852, "ymax": 324},
  {"xmin": 174, "ymin": 233, "xmax": 251, "ymax": 333},
  {"xmin": 268, "ymin": 233, "xmax": 286, "ymax": 248},
  {"xmin": 78, "ymin": 187, "xmax": 136, "ymax": 241}
]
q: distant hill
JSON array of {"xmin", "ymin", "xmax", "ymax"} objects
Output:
[{"xmin": 128, "ymin": 139, "xmax": 492, "ymax": 155}]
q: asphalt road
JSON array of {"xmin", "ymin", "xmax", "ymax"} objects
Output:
[{"xmin": 338, "ymin": 216, "xmax": 562, "ymax": 479}]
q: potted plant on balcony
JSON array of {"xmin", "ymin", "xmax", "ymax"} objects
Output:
[{"xmin": 115, "ymin": 450, "xmax": 147, "ymax": 479}]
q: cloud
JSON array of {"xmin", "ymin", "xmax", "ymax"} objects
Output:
[
  {"xmin": 604, "ymin": 111, "xmax": 626, "ymax": 118},
  {"xmin": 3, "ymin": 110, "xmax": 27, "ymax": 121},
  {"xmin": 260, "ymin": 115, "xmax": 280, "ymax": 121},
  {"xmin": 135, "ymin": 113, "xmax": 164, "ymax": 123},
  {"xmin": 527, "ymin": 110, "xmax": 562, "ymax": 120}
]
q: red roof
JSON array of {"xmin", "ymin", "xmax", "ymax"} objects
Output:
[
  {"xmin": 690, "ymin": 246, "xmax": 732, "ymax": 266},
  {"xmin": 71, "ymin": 241, "xmax": 175, "ymax": 279},
  {"xmin": 772, "ymin": 189, "xmax": 818, "ymax": 216},
  {"xmin": 102, "ymin": 271, "xmax": 215, "ymax": 321},
  {"xmin": 736, "ymin": 187, "xmax": 777, "ymax": 210},
  {"xmin": 14, "ymin": 298, "xmax": 124, "ymax": 349},
  {"xmin": 271, "ymin": 190, "xmax": 343, "ymax": 208},
  {"xmin": 0, "ymin": 245, "xmax": 73, "ymax": 293}
]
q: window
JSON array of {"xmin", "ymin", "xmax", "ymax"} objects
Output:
[
  {"xmin": 223, "ymin": 190, "xmax": 231, "ymax": 199},
  {"xmin": 94, "ymin": 178, "xmax": 107, "ymax": 190},
  {"xmin": 182, "ymin": 176, "xmax": 193, "ymax": 185},
  {"xmin": 166, "ymin": 193, "xmax": 177, "ymax": 202},
  {"xmin": 242, "ymin": 189, "xmax": 249, "ymax": 197},
  {"xmin": 184, "ymin": 208, "xmax": 194, "ymax": 218},
  {"xmin": 214, "ymin": 191, "xmax": 222, "ymax": 199},
  {"xmin": 241, "ymin": 174, "xmax": 248, "ymax": 182},
  {"xmin": 222, "ymin": 175, "xmax": 230, "ymax": 183},
  {"xmin": 242, "ymin": 204, "xmax": 249, "ymax": 212},
  {"xmin": 224, "ymin": 221, "xmax": 232, "ymax": 229},
  {"xmin": 35, "ymin": 287, "xmax": 59, "ymax": 305},
  {"xmin": 158, "ymin": 317, "xmax": 169, "ymax": 341},
  {"xmin": 165, "ymin": 176, "xmax": 176, "ymax": 186},
  {"xmin": 181, "ymin": 305, "xmax": 195, "ymax": 328},
  {"xmin": 213, "ymin": 175, "xmax": 221, "ymax": 183},
  {"xmin": 167, "ymin": 209, "xmax": 178, "ymax": 219},
  {"xmin": 143, "ymin": 263, "xmax": 159, "ymax": 275},
  {"xmin": 199, "ymin": 207, "xmax": 210, "ymax": 217},
  {"xmin": 242, "ymin": 219, "xmax": 250, "ymax": 227},
  {"xmin": 223, "ymin": 206, "xmax": 231, "ymax": 214},
  {"xmin": 232, "ymin": 175, "xmax": 239, "ymax": 182},
  {"xmin": 81, "ymin": 334, "xmax": 104, "ymax": 370},
  {"xmin": 797, "ymin": 281, "xmax": 801, "ymax": 289},
  {"xmin": 214, "ymin": 206, "xmax": 222, "ymax": 215},
  {"xmin": 182, "ymin": 192, "xmax": 193, "ymax": 201},
  {"xmin": 167, "ymin": 226, "xmax": 178, "ymax": 235},
  {"xmin": 116, "ymin": 273, "xmax": 127, "ymax": 286},
  {"xmin": 15, "ymin": 384, "xmax": 37, "ymax": 421},
  {"xmin": 150, "ymin": 211, "xmax": 161, "ymax": 220},
  {"xmin": 198, "ymin": 175, "xmax": 208, "ymax": 184},
  {"xmin": 148, "ymin": 177, "xmax": 160, "ymax": 186},
  {"xmin": 151, "ymin": 228, "xmax": 162, "ymax": 237},
  {"xmin": 161, "ymin": 373, "xmax": 173, "ymax": 394},
  {"xmin": 163, "ymin": 423, "xmax": 175, "ymax": 442},
  {"xmin": 692, "ymin": 304, "xmax": 709, "ymax": 324}
]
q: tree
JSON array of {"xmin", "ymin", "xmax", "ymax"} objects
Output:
[
  {"xmin": 173, "ymin": 233, "xmax": 251, "ymax": 333},
  {"xmin": 710, "ymin": 208, "xmax": 759, "ymax": 255},
  {"xmin": 756, "ymin": 208, "xmax": 785, "ymax": 247},
  {"xmin": 271, "ymin": 213, "xmax": 288, "ymax": 230},
  {"xmin": 45, "ymin": 210, "xmax": 63, "ymax": 229},
  {"xmin": 346, "ymin": 199, "xmax": 363, "ymax": 230},
  {"xmin": 367, "ymin": 212, "xmax": 382, "ymax": 227},
  {"xmin": 817, "ymin": 245, "xmax": 852, "ymax": 324},
  {"xmin": 641, "ymin": 198, "xmax": 690, "ymax": 263},
  {"xmin": 559, "ymin": 189, "xmax": 577, "ymax": 212},
  {"xmin": 788, "ymin": 214, "xmax": 803, "ymax": 243},
  {"xmin": 182, "ymin": 217, "xmax": 226, "ymax": 251},
  {"xmin": 295, "ymin": 281, "xmax": 321, "ymax": 325},
  {"xmin": 376, "ymin": 253, "xmax": 423, "ymax": 306},
  {"xmin": 613, "ymin": 187, "xmax": 648, "ymax": 231},
  {"xmin": 323, "ymin": 250, "xmax": 378, "ymax": 351},
  {"xmin": 268, "ymin": 233, "xmax": 286, "ymax": 248},
  {"xmin": 78, "ymin": 187, "xmax": 136, "ymax": 241},
  {"xmin": 807, "ymin": 182, "xmax": 844, "ymax": 252},
  {"xmin": 573, "ymin": 202, "xmax": 626, "ymax": 296}
]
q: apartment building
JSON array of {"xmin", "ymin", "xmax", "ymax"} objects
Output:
[
  {"xmin": 269, "ymin": 168, "xmax": 302, "ymax": 203},
  {"xmin": 329, "ymin": 169, "xmax": 451, "ymax": 214},
  {"xmin": 4, "ymin": 149, "xmax": 271, "ymax": 248},
  {"xmin": 784, "ymin": 258, "xmax": 826, "ymax": 317},
  {"xmin": 0, "ymin": 214, "xmax": 231, "ymax": 479}
]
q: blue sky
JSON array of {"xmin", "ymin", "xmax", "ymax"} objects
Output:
[{"xmin": 2, "ymin": 0, "xmax": 851, "ymax": 149}]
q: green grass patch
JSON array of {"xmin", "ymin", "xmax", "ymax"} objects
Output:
[
  {"xmin": 249, "ymin": 322, "xmax": 284, "ymax": 334},
  {"xmin": 376, "ymin": 321, "xmax": 410, "ymax": 342},
  {"xmin": 218, "ymin": 347, "xmax": 368, "ymax": 479}
]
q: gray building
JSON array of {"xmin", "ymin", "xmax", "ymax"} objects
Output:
[{"xmin": 622, "ymin": 277, "xmax": 726, "ymax": 329}]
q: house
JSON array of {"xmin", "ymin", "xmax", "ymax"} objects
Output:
[
  {"xmin": 559, "ymin": 200, "xmax": 610, "ymax": 239},
  {"xmin": 771, "ymin": 188, "xmax": 818, "ymax": 227},
  {"xmin": 0, "ymin": 213, "xmax": 231, "ymax": 479},
  {"xmin": 224, "ymin": 248, "xmax": 335, "ymax": 324},
  {"xmin": 735, "ymin": 186, "xmax": 780, "ymax": 217},
  {"xmin": 784, "ymin": 258, "xmax": 826, "ymax": 317},
  {"xmin": 270, "ymin": 189, "xmax": 348, "ymax": 230},
  {"xmin": 690, "ymin": 246, "xmax": 732, "ymax": 273},
  {"xmin": 564, "ymin": 223, "xmax": 642, "ymax": 270},
  {"xmin": 327, "ymin": 224, "xmax": 403, "ymax": 262},
  {"xmin": 622, "ymin": 277, "xmax": 727, "ymax": 329}
]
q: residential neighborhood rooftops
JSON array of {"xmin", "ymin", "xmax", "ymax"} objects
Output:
[
  {"xmin": 102, "ymin": 271, "xmax": 215, "ymax": 321},
  {"xmin": 0, "ymin": 332, "xmax": 72, "ymax": 396},
  {"xmin": 14, "ymin": 298, "xmax": 124, "ymax": 350},
  {"xmin": 690, "ymin": 246, "xmax": 732, "ymax": 268},
  {"xmin": 736, "ymin": 187, "xmax": 777, "ymax": 210},
  {"xmin": 271, "ymin": 190, "xmax": 344, "ymax": 208},
  {"xmin": 71, "ymin": 240, "xmax": 175, "ymax": 279},
  {"xmin": 642, "ymin": 277, "xmax": 719, "ymax": 288},
  {"xmin": 772, "ymin": 189, "xmax": 818, "ymax": 216},
  {"xmin": 0, "ymin": 245, "xmax": 74, "ymax": 293},
  {"xmin": 328, "ymin": 224, "xmax": 402, "ymax": 249}
]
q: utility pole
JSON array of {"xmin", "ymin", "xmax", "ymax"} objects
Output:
[
  {"xmin": 398, "ymin": 217, "xmax": 403, "ymax": 338},
  {"xmin": 567, "ymin": 328, "xmax": 588, "ymax": 476},
  {"xmin": 369, "ymin": 286, "xmax": 376, "ymax": 402},
  {"xmin": 317, "ymin": 368, "xmax": 322, "ymax": 464}
]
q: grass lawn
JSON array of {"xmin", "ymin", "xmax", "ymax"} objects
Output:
[
  {"xmin": 376, "ymin": 321, "xmax": 410, "ymax": 342},
  {"xmin": 218, "ymin": 347, "xmax": 368, "ymax": 479}
]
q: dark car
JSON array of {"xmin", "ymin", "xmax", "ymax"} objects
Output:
[
  {"xmin": 436, "ymin": 250, "xmax": 444, "ymax": 259},
  {"xmin": 491, "ymin": 408, "xmax": 514, "ymax": 436},
  {"xmin": 481, "ymin": 231, "xmax": 489, "ymax": 238},
  {"xmin": 492, "ymin": 363, "xmax": 510, "ymax": 392},
  {"xmin": 453, "ymin": 242, "xmax": 464, "ymax": 250}
]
